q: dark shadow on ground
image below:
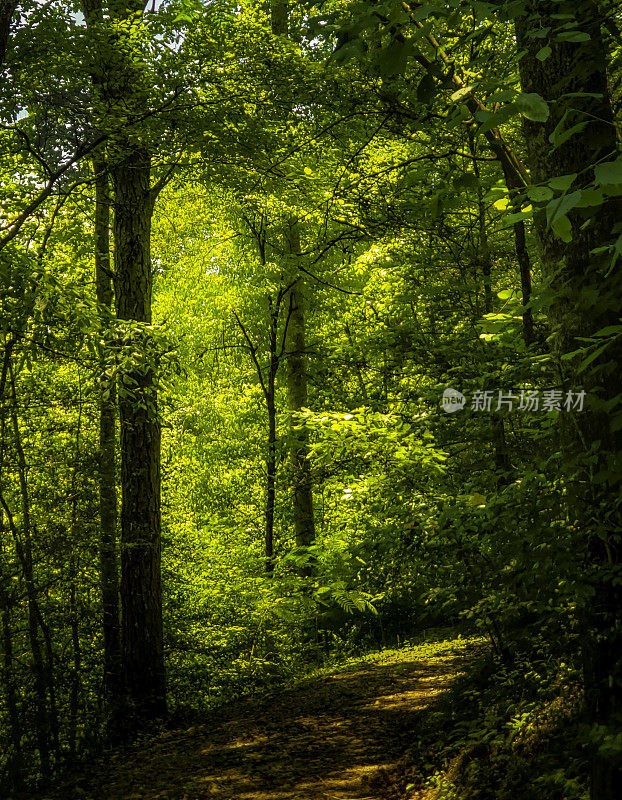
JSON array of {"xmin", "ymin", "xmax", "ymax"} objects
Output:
[{"xmin": 79, "ymin": 643, "xmax": 476, "ymax": 800}]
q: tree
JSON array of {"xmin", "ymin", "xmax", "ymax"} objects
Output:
[
  {"xmin": 0, "ymin": 0, "xmax": 16, "ymax": 69},
  {"xmin": 93, "ymin": 155, "xmax": 121, "ymax": 703},
  {"xmin": 284, "ymin": 222, "xmax": 316, "ymax": 554},
  {"xmin": 82, "ymin": 0, "xmax": 166, "ymax": 720},
  {"xmin": 514, "ymin": 2, "xmax": 622, "ymax": 795}
]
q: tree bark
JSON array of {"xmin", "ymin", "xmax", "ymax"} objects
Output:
[
  {"xmin": 265, "ymin": 383, "xmax": 276, "ymax": 573},
  {"xmin": 265, "ymin": 298, "xmax": 278, "ymax": 573},
  {"xmin": 112, "ymin": 147, "xmax": 166, "ymax": 719},
  {"xmin": 284, "ymin": 224, "xmax": 316, "ymax": 554},
  {"xmin": 93, "ymin": 158, "xmax": 122, "ymax": 702},
  {"xmin": 513, "ymin": 214, "xmax": 535, "ymax": 347},
  {"xmin": 271, "ymin": 1, "xmax": 317, "ymax": 559},
  {"xmin": 515, "ymin": 4, "xmax": 622, "ymax": 797}
]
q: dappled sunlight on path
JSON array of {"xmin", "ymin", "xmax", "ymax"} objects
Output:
[{"xmin": 86, "ymin": 642, "xmax": 473, "ymax": 800}]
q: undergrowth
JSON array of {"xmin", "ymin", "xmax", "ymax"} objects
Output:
[{"xmin": 395, "ymin": 635, "xmax": 588, "ymax": 800}]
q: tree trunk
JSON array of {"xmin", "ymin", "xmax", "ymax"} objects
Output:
[
  {"xmin": 0, "ymin": 0, "xmax": 15, "ymax": 69},
  {"xmin": 284, "ymin": 223, "xmax": 316, "ymax": 553},
  {"xmin": 80, "ymin": 0, "xmax": 124, "ymax": 708},
  {"xmin": 269, "ymin": 0, "xmax": 316, "ymax": 560},
  {"xmin": 93, "ymin": 158, "xmax": 122, "ymax": 702},
  {"xmin": 469, "ymin": 133, "xmax": 512, "ymax": 482},
  {"xmin": 0, "ymin": 351, "xmax": 22, "ymax": 789},
  {"xmin": 112, "ymin": 147, "xmax": 166, "ymax": 720},
  {"xmin": 513, "ymin": 214, "xmax": 535, "ymax": 347},
  {"xmin": 82, "ymin": 0, "xmax": 167, "ymax": 722},
  {"xmin": 265, "ymin": 386, "xmax": 276, "ymax": 573},
  {"xmin": 265, "ymin": 300, "xmax": 278, "ymax": 574},
  {"xmin": 4, "ymin": 367, "xmax": 51, "ymax": 780},
  {"xmin": 0, "ymin": 521, "xmax": 23, "ymax": 789},
  {"xmin": 67, "ymin": 395, "xmax": 84, "ymax": 760},
  {"xmin": 515, "ymin": 4, "xmax": 622, "ymax": 797}
]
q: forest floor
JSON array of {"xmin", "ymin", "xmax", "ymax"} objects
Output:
[{"xmin": 69, "ymin": 635, "xmax": 483, "ymax": 800}]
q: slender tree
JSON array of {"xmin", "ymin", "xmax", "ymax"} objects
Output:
[
  {"xmin": 284, "ymin": 223, "xmax": 316, "ymax": 553},
  {"xmin": 271, "ymin": 0, "xmax": 316, "ymax": 557},
  {"xmin": 93, "ymin": 157, "xmax": 121, "ymax": 701}
]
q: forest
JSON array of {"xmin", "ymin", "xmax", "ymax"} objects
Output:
[{"xmin": 0, "ymin": 0, "xmax": 621, "ymax": 798}]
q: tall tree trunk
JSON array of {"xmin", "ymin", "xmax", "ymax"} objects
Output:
[
  {"xmin": 112, "ymin": 147, "xmax": 166, "ymax": 719},
  {"xmin": 469, "ymin": 133, "xmax": 512, "ymax": 482},
  {"xmin": 67, "ymin": 387, "xmax": 84, "ymax": 760},
  {"xmin": 271, "ymin": 2, "xmax": 317, "ymax": 557},
  {"xmin": 2, "ymin": 367, "xmax": 51, "ymax": 780},
  {"xmin": 0, "ymin": 585, "xmax": 22, "ymax": 787},
  {"xmin": 81, "ymin": 0, "xmax": 123, "ymax": 708},
  {"xmin": 284, "ymin": 223, "xmax": 316, "ymax": 553},
  {"xmin": 0, "ymin": 0, "xmax": 16, "ymax": 70},
  {"xmin": 0, "ymin": 352, "xmax": 22, "ymax": 789},
  {"xmin": 265, "ymin": 299, "xmax": 278, "ymax": 574},
  {"xmin": 82, "ymin": 0, "xmax": 167, "ymax": 722},
  {"xmin": 491, "ymin": 134, "xmax": 536, "ymax": 347},
  {"xmin": 515, "ymin": 4, "xmax": 622, "ymax": 797},
  {"xmin": 93, "ymin": 158, "xmax": 122, "ymax": 702},
  {"xmin": 265, "ymin": 385, "xmax": 276, "ymax": 573},
  {"xmin": 0, "ymin": 506, "xmax": 23, "ymax": 789},
  {"xmin": 514, "ymin": 216, "xmax": 535, "ymax": 347}
]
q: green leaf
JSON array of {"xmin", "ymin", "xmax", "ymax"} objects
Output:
[
  {"xmin": 549, "ymin": 173, "xmax": 577, "ymax": 191},
  {"xmin": 332, "ymin": 38, "xmax": 363, "ymax": 64},
  {"xmin": 576, "ymin": 189, "xmax": 604, "ymax": 208},
  {"xmin": 416, "ymin": 72, "xmax": 436, "ymax": 104},
  {"xmin": 453, "ymin": 173, "xmax": 479, "ymax": 191},
  {"xmin": 451, "ymin": 85, "xmax": 475, "ymax": 102},
  {"xmin": 515, "ymin": 92, "xmax": 549, "ymax": 122},
  {"xmin": 486, "ymin": 89, "xmax": 515, "ymax": 103},
  {"xmin": 428, "ymin": 191, "xmax": 441, "ymax": 218},
  {"xmin": 608, "ymin": 234, "xmax": 622, "ymax": 275},
  {"xmin": 379, "ymin": 38, "xmax": 411, "ymax": 76},
  {"xmin": 578, "ymin": 341, "xmax": 610, "ymax": 372},
  {"xmin": 551, "ymin": 214, "xmax": 573, "ymax": 242},
  {"xmin": 503, "ymin": 209, "xmax": 533, "ymax": 226},
  {"xmin": 556, "ymin": 31, "xmax": 591, "ymax": 42},
  {"xmin": 592, "ymin": 325, "xmax": 622, "ymax": 338},
  {"xmin": 527, "ymin": 186, "xmax": 554, "ymax": 202},
  {"xmin": 594, "ymin": 159, "xmax": 622, "ymax": 186},
  {"xmin": 536, "ymin": 45, "xmax": 552, "ymax": 61},
  {"xmin": 549, "ymin": 120, "xmax": 588, "ymax": 151},
  {"xmin": 546, "ymin": 190, "xmax": 581, "ymax": 225},
  {"xmin": 477, "ymin": 103, "xmax": 518, "ymax": 133}
]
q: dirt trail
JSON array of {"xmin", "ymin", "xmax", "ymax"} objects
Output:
[{"xmin": 85, "ymin": 640, "xmax": 473, "ymax": 800}]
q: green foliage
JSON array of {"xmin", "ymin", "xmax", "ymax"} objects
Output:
[{"xmin": 1, "ymin": 0, "xmax": 621, "ymax": 794}]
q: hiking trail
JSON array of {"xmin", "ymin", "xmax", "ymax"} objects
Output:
[{"xmin": 79, "ymin": 637, "xmax": 479, "ymax": 800}]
